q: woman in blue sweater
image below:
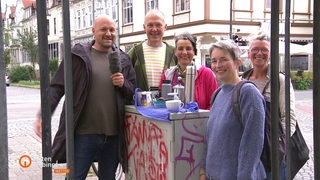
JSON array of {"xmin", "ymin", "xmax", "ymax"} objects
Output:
[{"xmin": 200, "ymin": 40, "xmax": 266, "ymax": 180}]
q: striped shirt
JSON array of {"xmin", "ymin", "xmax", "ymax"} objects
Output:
[{"xmin": 142, "ymin": 42, "xmax": 166, "ymax": 87}]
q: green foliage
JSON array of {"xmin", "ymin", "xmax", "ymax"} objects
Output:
[
  {"xmin": 302, "ymin": 71, "xmax": 313, "ymax": 81},
  {"xmin": 4, "ymin": 48, "xmax": 10, "ymax": 68},
  {"xmin": 290, "ymin": 71, "xmax": 313, "ymax": 90},
  {"xmin": 295, "ymin": 79, "xmax": 311, "ymax": 90},
  {"xmin": 4, "ymin": 32, "xmax": 11, "ymax": 46},
  {"xmin": 17, "ymin": 29, "xmax": 38, "ymax": 78},
  {"xmin": 18, "ymin": 80, "xmax": 40, "ymax": 88},
  {"xmin": 49, "ymin": 58, "xmax": 59, "ymax": 73},
  {"xmin": 9, "ymin": 66, "xmax": 34, "ymax": 83},
  {"xmin": 290, "ymin": 72, "xmax": 300, "ymax": 81}
]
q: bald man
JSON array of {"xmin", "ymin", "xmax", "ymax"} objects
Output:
[
  {"xmin": 128, "ymin": 9, "xmax": 176, "ymax": 91},
  {"xmin": 34, "ymin": 15, "xmax": 136, "ymax": 179}
]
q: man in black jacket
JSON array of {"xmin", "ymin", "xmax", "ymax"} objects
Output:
[{"xmin": 34, "ymin": 15, "xmax": 136, "ymax": 179}]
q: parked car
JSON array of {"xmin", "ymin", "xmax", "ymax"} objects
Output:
[{"xmin": 5, "ymin": 74, "xmax": 10, "ymax": 86}]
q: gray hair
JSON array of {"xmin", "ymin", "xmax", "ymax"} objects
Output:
[
  {"xmin": 209, "ymin": 39, "xmax": 241, "ymax": 61},
  {"xmin": 144, "ymin": 9, "xmax": 166, "ymax": 24},
  {"xmin": 175, "ymin": 32, "xmax": 198, "ymax": 55},
  {"xmin": 248, "ymin": 31, "xmax": 270, "ymax": 47}
]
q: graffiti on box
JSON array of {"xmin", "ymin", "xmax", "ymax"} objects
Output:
[
  {"xmin": 126, "ymin": 113, "xmax": 207, "ymax": 180},
  {"xmin": 174, "ymin": 119, "xmax": 206, "ymax": 179},
  {"xmin": 126, "ymin": 114, "xmax": 169, "ymax": 180}
]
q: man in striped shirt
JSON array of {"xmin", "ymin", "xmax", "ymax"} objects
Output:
[{"xmin": 128, "ymin": 9, "xmax": 176, "ymax": 91}]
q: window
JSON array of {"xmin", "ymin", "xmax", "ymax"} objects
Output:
[
  {"xmin": 88, "ymin": 6, "xmax": 93, "ymax": 26},
  {"xmin": 265, "ymin": 0, "xmax": 271, "ymax": 10},
  {"xmin": 292, "ymin": 0, "xmax": 312, "ymax": 23},
  {"xmin": 95, "ymin": 0, "xmax": 104, "ymax": 16},
  {"xmin": 291, "ymin": 55, "xmax": 309, "ymax": 71},
  {"xmin": 47, "ymin": 20, "xmax": 50, "ymax": 35},
  {"xmin": 82, "ymin": 8, "xmax": 86, "ymax": 28},
  {"xmin": 48, "ymin": 43, "xmax": 59, "ymax": 60},
  {"xmin": 53, "ymin": 0, "xmax": 59, "ymax": 6},
  {"xmin": 175, "ymin": 0, "xmax": 190, "ymax": 13},
  {"xmin": 265, "ymin": 0, "xmax": 282, "ymax": 12},
  {"xmin": 232, "ymin": 0, "xmax": 253, "ymax": 21},
  {"xmin": 124, "ymin": 0, "xmax": 133, "ymax": 24},
  {"xmin": 54, "ymin": 18, "xmax": 56, "ymax": 34},
  {"xmin": 77, "ymin": 10, "xmax": 81, "ymax": 29},
  {"xmin": 146, "ymin": 0, "xmax": 158, "ymax": 12},
  {"xmin": 205, "ymin": 54, "xmax": 211, "ymax": 68},
  {"xmin": 106, "ymin": 0, "xmax": 118, "ymax": 20}
]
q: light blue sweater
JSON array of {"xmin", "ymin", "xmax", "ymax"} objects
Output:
[{"xmin": 201, "ymin": 83, "xmax": 266, "ymax": 180}]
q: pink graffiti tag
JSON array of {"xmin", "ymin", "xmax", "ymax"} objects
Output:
[
  {"xmin": 126, "ymin": 114, "xmax": 169, "ymax": 180},
  {"xmin": 175, "ymin": 119, "xmax": 206, "ymax": 179}
]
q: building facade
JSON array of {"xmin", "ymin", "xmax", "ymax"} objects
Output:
[{"xmin": 2, "ymin": 0, "xmax": 314, "ymax": 71}]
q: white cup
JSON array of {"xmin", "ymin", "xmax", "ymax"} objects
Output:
[{"xmin": 166, "ymin": 100, "xmax": 184, "ymax": 112}]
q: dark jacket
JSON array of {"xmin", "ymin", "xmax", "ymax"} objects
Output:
[
  {"xmin": 128, "ymin": 41, "xmax": 176, "ymax": 91},
  {"xmin": 50, "ymin": 40, "xmax": 136, "ymax": 171}
]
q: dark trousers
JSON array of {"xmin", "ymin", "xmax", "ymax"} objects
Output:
[
  {"xmin": 74, "ymin": 134, "xmax": 119, "ymax": 180},
  {"xmin": 265, "ymin": 161, "xmax": 286, "ymax": 180}
]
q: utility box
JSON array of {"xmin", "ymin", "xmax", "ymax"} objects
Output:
[{"xmin": 125, "ymin": 105, "xmax": 209, "ymax": 180}]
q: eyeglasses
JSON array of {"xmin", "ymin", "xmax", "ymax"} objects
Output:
[{"xmin": 250, "ymin": 48, "xmax": 269, "ymax": 54}]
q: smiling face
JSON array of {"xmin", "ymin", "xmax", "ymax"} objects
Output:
[
  {"xmin": 143, "ymin": 12, "xmax": 167, "ymax": 47},
  {"xmin": 211, "ymin": 48, "xmax": 241, "ymax": 84},
  {"xmin": 248, "ymin": 39, "xmax": 270, "ymax": 69},
  {"xmin": 175, "ymin": 39, "xmax": 195, "ymax": 67},
  {"xmin": 92, "ymin": 15, "xmax": 116, "ymax": 52}
]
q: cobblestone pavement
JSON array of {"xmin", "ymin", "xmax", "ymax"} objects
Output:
[
  {"xmin": 293, "ymin": 90, "xmax": 314, "ymax": 180},
  {"xmin": 6, "ymin": 87, "xmax": 124, "ymax": 180},
  {"xmin": 6, "ymin": 89, "xmax": 314, "ymax": 179}
]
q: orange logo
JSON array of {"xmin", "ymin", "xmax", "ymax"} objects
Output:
[
  {"xmin": 54, "ymin": 168, "xmax": 70, "ymax": 174},
  {"xmin": 19, "ymin": 155, "xmax": 32, "ymax": 168}
]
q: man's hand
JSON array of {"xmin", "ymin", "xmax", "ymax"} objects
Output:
[
  {"xmin": 34, "ymin": 116, "xmax": 42, "ymax": 138},
  {"xmin": 111, "ymin": 72, "xmax": 124, "ymax": 88}
]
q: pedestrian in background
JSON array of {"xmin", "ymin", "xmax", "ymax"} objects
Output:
[
  {"xmin": 242, "ymin": 31, "xmax": 297, "ymax": 180},
  {"xmin": 128, "ymin": 9, "xmax": 176, "ymax": 91},
  {"xmin": 34, "ymin": 15, "xmax": 136, "ymax": 179},
  {"xmin": 200, "ymin": 40, "xmax": 266, "ymax": 180},
  {"xmin": 158, "ymin": 32, "xmax": 218, "ymax": 110}
]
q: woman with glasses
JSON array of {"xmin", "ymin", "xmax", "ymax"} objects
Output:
[
  {"xmin": 200, "ymin": 40, "xmax": 266, "ymax": 180},
  {"xmin": 158, "ymin": 32, "xmax": 218, "ymax": 110},
  {"xmin": 242, "ymin": 31, "xmax": 297, "ymax": 180}
]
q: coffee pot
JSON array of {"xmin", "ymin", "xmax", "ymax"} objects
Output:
[{"xmin": 173, "ymin": 84, "xmax": 185, "ymax": 103}]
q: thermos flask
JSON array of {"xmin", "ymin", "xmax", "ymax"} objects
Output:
[
  {"xmin": 185, "ymin": 65, "xmax": 195, "ymax": 104},
  {"xmin": 161, "ymin": 80, "xmax": 172, "ymax": 100}
]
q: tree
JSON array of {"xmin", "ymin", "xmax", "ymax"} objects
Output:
[
  {"xmin": 4, "ymin": 48, "xmax": 10, "ymax": 69},
  {"xmin": 49, "ymin": 58, "xmax": 59, "ymax": 80},
  {"xmin": 17, "ymin": 29, "xmax": 38, "ymax": 79}
]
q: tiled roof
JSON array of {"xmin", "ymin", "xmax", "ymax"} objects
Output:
[
  {"xmin": 22, "ymin": 0, "xmax": 36, "ymax": 8},
  {"xmin": 2, "ymin": 13, "xmax": 5, "ymax": 21}
]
